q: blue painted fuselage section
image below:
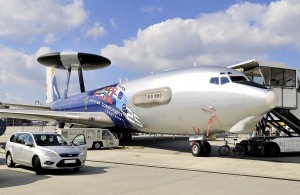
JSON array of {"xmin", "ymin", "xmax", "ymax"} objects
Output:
[{"xmin": 51, "ymin": 83, "xmax": 138, "ymax": 131}]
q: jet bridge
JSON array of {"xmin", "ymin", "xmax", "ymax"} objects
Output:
[{"xmin": 229, "ymin": 60, "xmax": 300, "ymax": 136}]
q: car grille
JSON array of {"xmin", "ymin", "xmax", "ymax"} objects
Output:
[
  {"xmin": 59, "ymin": 153, "xmax": 78, "ymax": 157},
  {"xmin": 56, "ymin": 159, "xmax": 82, "ymax": 167}
]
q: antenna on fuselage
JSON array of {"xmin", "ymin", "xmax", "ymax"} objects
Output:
[{"xmin": 38, "ymin": 52, "xmax": 111, "ymax": 99}]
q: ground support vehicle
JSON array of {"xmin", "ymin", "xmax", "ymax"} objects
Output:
[
  {"xmin": 56, "ymin": 128, "xmax": 119, "ymax": 150},
  {"xmin": 239, "ymin": 136, "xmax": 300, "ymax": 157}
]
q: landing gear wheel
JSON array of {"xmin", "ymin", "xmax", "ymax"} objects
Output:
[
  {"xmin": 93, "ymin": 142, "xmax": 101, "ymax": 150},
  {"xmin": 34, "ymin": 157, "xmax": 43, "ymax": 175},
  {"xmin": 266, "ymin": 144, "xmax": 280, "ymax": 157},
  {"xmin": 219, "ymin": 145, "xmax": 230, "ymax": 156},
  {"xmin": 191, "ymin": 141, "xmax": 205, "ymax": 157},
  {"xmin": 6, "ymin": 152, "xmax": 15, "ymax": 167},
  {"xmin": 203, "ymin": 141, "xmax": 211, "ymax": 157}
]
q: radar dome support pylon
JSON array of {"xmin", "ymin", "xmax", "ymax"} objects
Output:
[{"xmin": 38, "ymin": 52, "xmax": 111, "ymax": 98}]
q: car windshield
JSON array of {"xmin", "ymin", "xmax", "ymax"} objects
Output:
[{"xmin": 33, "ymin": 134, "xmax": 71, "ymax": 146}]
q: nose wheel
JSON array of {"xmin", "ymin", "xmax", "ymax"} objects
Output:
[{"xmin": 191, "ymin": 141, "xmax": 211, "ymax": 157}]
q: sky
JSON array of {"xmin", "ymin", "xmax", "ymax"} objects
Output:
[{"xmin": 1, "ymin": 0, "xmax": 300, "ymax": 104}]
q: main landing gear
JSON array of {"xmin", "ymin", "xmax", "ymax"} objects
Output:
[{"xmin": 189, "ymin": 135, "xmax": 211, "ymax": 157}]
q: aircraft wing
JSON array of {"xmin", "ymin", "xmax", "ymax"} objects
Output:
[
  {"xmin": 0, "ymin": 102, "xmax": 51, "ymax": 110},
  {"xmin": 0, "ymin": 109, "xmax": 115, "ymax": 128}
]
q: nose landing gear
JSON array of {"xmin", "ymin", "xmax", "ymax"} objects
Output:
[{"xmin": 189, "ymin": 135, "xmax": 211, "ymax": 157}]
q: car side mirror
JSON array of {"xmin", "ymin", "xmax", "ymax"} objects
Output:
[
  {"xmin": 73, "ymin": 142, "xmax": 79, "ymax": 146},
  {"xmin": 25, "ymin": 142, "xmax": 33, "ymax": 147}
]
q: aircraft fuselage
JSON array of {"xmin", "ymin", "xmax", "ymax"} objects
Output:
[{"xmin": 51, "ymin": 66, "xmax": 277, "ymax": 136}]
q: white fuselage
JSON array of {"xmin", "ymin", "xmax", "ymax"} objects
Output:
[{"xmin": 119, "ymin": 67, "xmax": 276, "ymax": 135}]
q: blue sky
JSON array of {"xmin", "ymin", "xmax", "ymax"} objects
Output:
[{"xmin": 0, "ymin": 0, "xmax": 300, "ymax": 104}]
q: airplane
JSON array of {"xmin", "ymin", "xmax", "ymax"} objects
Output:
[{"xmin": 0, "ymin": 52, "xmax": 277, "ymax": 157}]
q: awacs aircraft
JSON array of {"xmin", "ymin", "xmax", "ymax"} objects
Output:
[{"xmin": 0, "ymin": 52, "xmax": 277, "ymax": 157}]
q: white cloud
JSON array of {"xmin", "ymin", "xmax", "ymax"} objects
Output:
[
  {"xmin": 0, "ymin": 47, "xmax": 81, "ymax": 102},
  {"xmin": 102, "ymin": 0, "xmax": 300, "ymax": 72},
  {"xmin": 85, "ymin": 22, "xmax": 106, "ymax": 40},
  {"xmin": 44, "ymin": 33, "xmax": 57, "ymax": 44},
  {"xmin": 0, "ymin": 0, "xmax": 87, "ymax": 40},
  {"xmin": 0, "ymin": 92, "xmax": 22, "ymax": 103},
  {"xmin": 0, "ymin": 47, "xmax": 50, "ymax": 87}
]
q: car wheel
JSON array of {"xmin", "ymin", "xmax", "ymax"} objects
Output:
[
  {"xmin": 34, "ymin": 157, "xmax": 43, "ymax": 175},
  {"xmin": 6, "ymin": 152, "xmax": 15, "ymax": 167},
  {"xmin": 93, "ymin": 142, "xmax": 101, "ymax": 149}
]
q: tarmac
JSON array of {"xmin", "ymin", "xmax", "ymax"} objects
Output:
[{"xmin": 0, "ymin": 126, "xmax": 300, "ymax": 194}]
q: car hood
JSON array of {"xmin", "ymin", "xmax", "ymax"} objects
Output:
[{"xmin": 43, "ymin": 146, "xmax": 80, "ymax": 154}]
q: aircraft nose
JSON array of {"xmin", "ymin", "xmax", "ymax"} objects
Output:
[
  {"xmin": 245, "ymin": 89, "xmax": 278, "ymax": 115},
  {"xmin": 265, "ymin": 91, "xmax": 277, "ymax": 109}
]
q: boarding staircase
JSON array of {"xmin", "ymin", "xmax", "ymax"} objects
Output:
[
  {"xmin": 268, "ymin": 88, "xmax": 300, "ymax": 136},
  {"xmin": 230, "ymin": 60, "xmax": 300, "ymax": 136}
]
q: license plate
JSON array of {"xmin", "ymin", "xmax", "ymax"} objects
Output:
[{"xmin": 65, "ymin": 159, "xmax": 76, "ymax": 164}]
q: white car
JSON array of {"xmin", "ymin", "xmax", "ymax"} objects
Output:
[{"xmin": 5, "ymin": 132, "xmax": 87, "ymax": 174}]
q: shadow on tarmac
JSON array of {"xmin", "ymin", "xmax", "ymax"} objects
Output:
[
  {"xmin": 0, "ymin": 169, "xmax": 50, "ymax": 188},
  {"xmin": 120, "ymin": 135, "xmax": 300, "ymax": 164},
  {"xmin": 2, "ymin": 163, "xmax": 108, "ymax": 175},
  {"xmin": 0, "ymin": 165, "xmax": 108, "ymax": 188}
]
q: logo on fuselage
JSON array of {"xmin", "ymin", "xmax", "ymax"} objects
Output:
[{"xmin": 91, "ymin": 84, "xmax": 143, "ymax": 129}]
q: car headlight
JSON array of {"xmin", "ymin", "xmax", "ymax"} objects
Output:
[
  {"xmin": 42, "ymin": 150, "xmax": 59, "ymax": 157},
  {"xmin": 79, "ymin": 151, "xmax": 85, "ymax": 157}
]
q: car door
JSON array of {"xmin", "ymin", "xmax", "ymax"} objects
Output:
[
  {"xmin": 72, "ymin": 134, "xmax": 87, "ymax": 158},
  {"xmin": 20, "ymin": 133, "xmax": 35, "ymax": 166},
  {"xmin": 13, "ymin": 133, "xmax": 27, "ymax": 164},
  {"xmin": 8, "ymin": 133, "xmax": 21, "ymax": 163}
]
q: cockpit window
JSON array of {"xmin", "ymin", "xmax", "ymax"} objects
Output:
[
  {"xmin": 230, "ymin": 76, "xmax": 248, "ymax": 82},
  {"xmin": 220, "ymin": 77, "xmax": 230, "ymax": 85},
  {"xmin": 209, "ymin": 77, "xmax": 219, "ymax": 85}
]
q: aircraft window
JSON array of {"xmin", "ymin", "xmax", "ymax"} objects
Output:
[
  {"xmin": 220, "ymin": 77, "xmax": 230, "ymax": 85},
  {"xmin": 210, "ymin": 77, "xmax": 219, "ymax": 85}
]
